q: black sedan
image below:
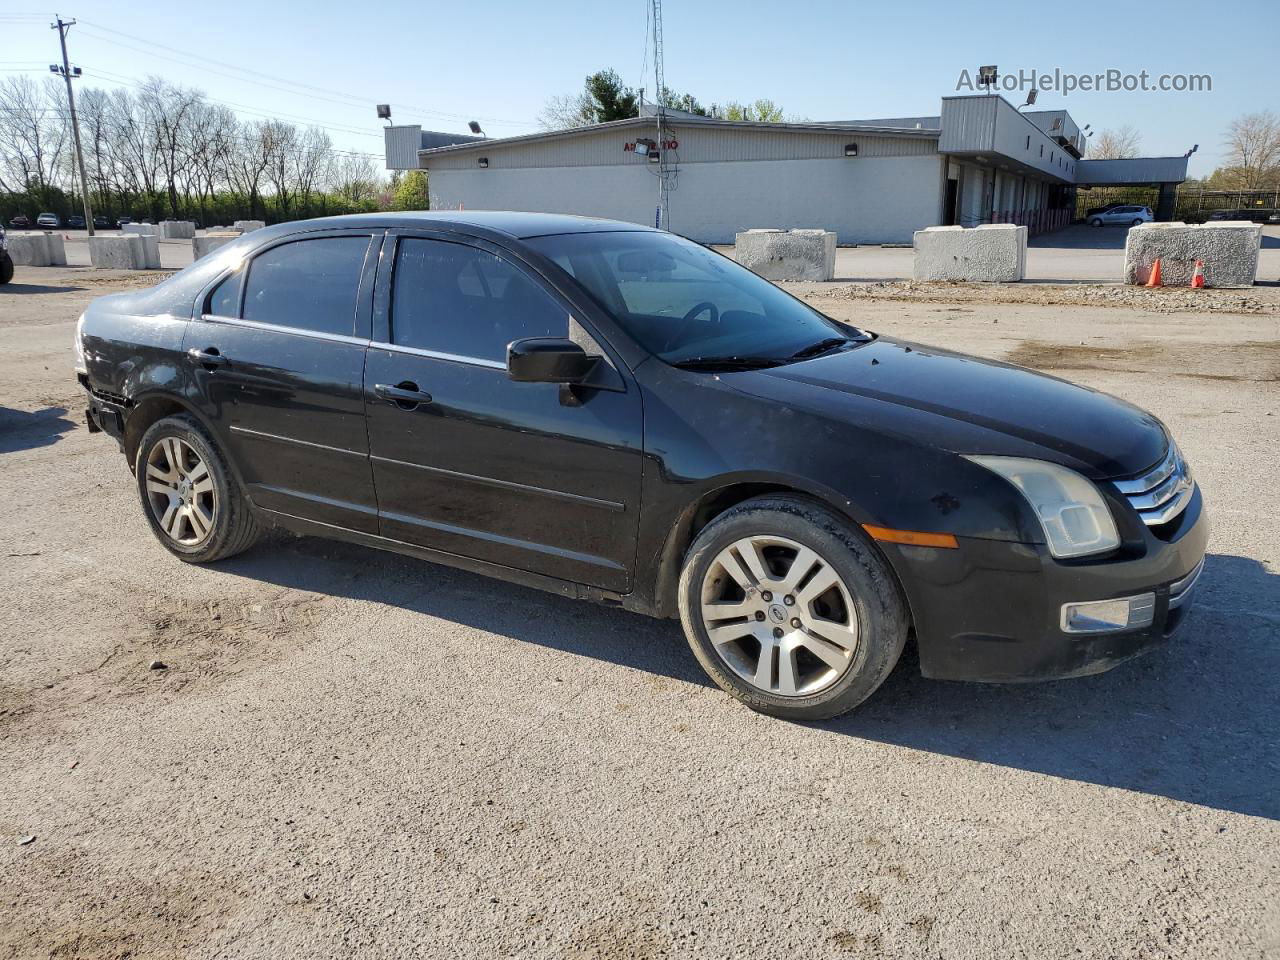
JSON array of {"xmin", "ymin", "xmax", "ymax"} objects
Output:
[{"xmin": 75, "ymin": 213, "xmax": 1207, "ymax": 719}]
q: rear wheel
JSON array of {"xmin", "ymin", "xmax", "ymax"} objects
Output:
[
  {"xmin": 0, "ymin": 253, "xmax": 13, "ymax": 285},
  {"xmin": 1131, "ymin": 218, "xmax": 1144, "ymax": 226},
  {"xmin": 678, "ymin": 496, "xmax": 908, "ymax": 720},
  {"xmin": 1089, "ymin": 218, "xmax": 1103, "ymax": 227},
  {"xmin": 135, "ymin": 414, "xmax": 261, "ymax": 563}
]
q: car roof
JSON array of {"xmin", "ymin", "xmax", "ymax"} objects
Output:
[{"xmin": 256, "ymin": 210, "xmax": 659, "ymax": 241}]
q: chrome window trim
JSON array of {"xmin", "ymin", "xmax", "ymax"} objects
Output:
[
  {"xmin": 368, "ymin": 340, "xmax": 506, "ymax": 371},
  {"xmin": 199, "ymin": 314, "xmax": 369, "ymax": 347}
]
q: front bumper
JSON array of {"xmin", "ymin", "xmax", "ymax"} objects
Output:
[{"xmin": 891, "ymin": 486, "xmax": 1208, "ymax": 682}]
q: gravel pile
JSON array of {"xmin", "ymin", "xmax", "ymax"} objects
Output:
[{"xmin": 823, "ymin": 280, "xmax": 1280, "ymax": 315}]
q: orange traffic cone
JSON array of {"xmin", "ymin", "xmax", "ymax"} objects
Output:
[
  {"xmin": 1145, "ymin": 258, "xmax": 1163, "ymax": 288},
  {"xmin": 1190, "ymin": 260, "xmax": 1206, "ymax": 288}
]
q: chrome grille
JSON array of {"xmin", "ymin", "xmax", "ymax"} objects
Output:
[{"xmin": 1113, "ymin": 444, "xmax": 1194, "ymax": 527}]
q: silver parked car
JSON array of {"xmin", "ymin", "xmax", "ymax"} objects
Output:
[
  {"xmin": 35, "ymin": 212, "xmax": 61, "ymax": 228},
  {"xmin": 1088, "ymin": 205, "xmax": 1153, "ymax": 227}
]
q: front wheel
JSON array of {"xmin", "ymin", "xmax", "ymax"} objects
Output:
[
  {"xmin": 1132, "ymin": 219, "xmax": 1144, "ymax": 227},
  {"xmin": 678, "ymin": 496, "xmax": 908, "ymax": 721},
  {"xmin": 1089, "ymin": 218, "xmax": 1103, "ymax": 227},
  {"xmin": 0, "ymin": 253, "xmax": 13, "ymax": 285},
  {"xmin": 135, "ymin": 414, "xmax": 261, "ymax": 563}
]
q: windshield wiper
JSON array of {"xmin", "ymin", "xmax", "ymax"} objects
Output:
[
  {"xmin": 669, "ymin": 355, "xmax": 788, "ymax": 371},
  {"xmin": 789, "ymin": 336, "xmax": 851, "ymax": 360}
]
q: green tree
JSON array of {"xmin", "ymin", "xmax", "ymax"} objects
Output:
[
  {"xmin": 391, "ymin": 170, "xmax": 429, "ymax": 210},
  {"xmin": 583, "ymin": 69, "xmax": 639, "ymax": 123},
  {"xmin": 721, "ymin": 99, "xmax": 786, "ymax": 123}
]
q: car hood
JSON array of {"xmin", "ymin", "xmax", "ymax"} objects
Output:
[{"xmin": 727, "ymin": 337, "xmax": 1167, "ymax": 479}]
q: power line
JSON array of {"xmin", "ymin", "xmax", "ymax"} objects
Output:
[{"xmin": 74, "ymin": 19, "xmax": 535, "ymax": 128}]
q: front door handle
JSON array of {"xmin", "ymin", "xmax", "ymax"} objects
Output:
[
  {"xmin": 375, "ymin": 381, "xmax": 433, "ymax": 409},
  {"xmin": 188, "ymin": 347, "xmax": 228, "ymax": 369}
]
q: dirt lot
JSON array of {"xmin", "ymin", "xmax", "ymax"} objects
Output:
[{"xmin": 1, "ymin": 265, "xmax": 1277, "ymax": 959}]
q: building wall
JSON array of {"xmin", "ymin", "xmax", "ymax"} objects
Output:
[
  {"xmin": 426, "ymin": 153, "xmax": 944, "ymax": 245},
  {"xmin": 423, "ymin": 124, "xmax": 937, "ymax": 170}
]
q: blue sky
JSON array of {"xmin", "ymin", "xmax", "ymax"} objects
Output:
[{"xmin": 3, "ymin": 0, "xmax": 1274, "ymax": 176}]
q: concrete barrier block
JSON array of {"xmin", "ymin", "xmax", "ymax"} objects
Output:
[
  {"xmin": 42, "ymin": 232, "xmax": 66, "ymax": 266},
  {"xmin": 1124, "ymin": 221, "xmax": 1261, "ymax": 288},
  {"xmin": 89, "ymin": 235, "xmax": 146, "ymax": 269},
  {"xmin": 913, "ymin": 224, "xmax": 1027, "ymax": 282},
  {"xmin": 122, "ymin": 222, "xmax": 159, "ymax": 237},
  {"xmin": 733, "ymin": 228, "xmax": 836, "ymax": 281},
  {"xmin": 159, "ymin": 220, "xmax": 195, "ymax": 239},
  {"xmin": 233, "ymin": 220, "xmax": 265, "ymax": 233},
  {"xmin": 6, "ymin": 233, "xmax": 52, "ymax": 266},
  {"xmin": 193, "ymin": 233, "xmax": 241, "ymax": 260},
  {"xmin": 137, "ymin": 235, "xmax": 161, "ymax": 269}
]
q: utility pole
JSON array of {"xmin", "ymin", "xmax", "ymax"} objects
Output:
[
  {"xmin": 651, "ymin": 0, "xmax": 668, "ymax": 231},
  {"xmin": 51, "ymin": 16, "xmax": 95, "ymax": 236}
]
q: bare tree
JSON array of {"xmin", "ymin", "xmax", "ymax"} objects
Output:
[
  {"xmin": 0, "ymin": 76, "xmax": 68, "ymax": 201},
  {"xmin": 537, "ymin": 93, "xmax": 593, "ymax": 131},
  {"xmin": 261, "ymin": 119, "xmax": 299, "ymax": 216},
  {"xmin": 1089, "ymin": 125, "xmax": 1142, "ymax": 160},
  {"xmin": 328, "ymin": 153, "xmax": 380, "ymax": 205},
  {"xmin": 227, "ymin": 120, "xmax": 273, "ymax": 218},
  {"xmin": 1223, "ymin": 110, "xmax": 1280, "ymax": 189},
  {"xmin": 294, "ymin": 126, "xmax": 333, "ymax": 216}
]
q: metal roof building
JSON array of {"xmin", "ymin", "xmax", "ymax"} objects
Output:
[{"xmin": 384, "ymin": 94, "xmax": 1188, "ymax": 245}]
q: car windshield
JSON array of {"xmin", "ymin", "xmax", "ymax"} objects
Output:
[{"xmin": 525, "ymin": 230, "xmax": 868, "ymax": 365}]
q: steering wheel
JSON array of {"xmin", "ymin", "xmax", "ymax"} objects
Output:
[{"xmin": 663, "ymin": 301, "xmax": 720, "ymax": 352}]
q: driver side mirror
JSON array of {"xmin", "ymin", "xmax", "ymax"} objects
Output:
[{"xmin": 507, "ymin": 338, "xmax": 600, "ymax": 384}]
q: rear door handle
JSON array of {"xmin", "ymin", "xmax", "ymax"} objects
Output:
[
  {"xmin": 375, "ymin": 382, "xmax": 433, "ymax": 408},
  {"xmin": 188, "ymin": 347, "xmax": 228, "ymax": 368}
]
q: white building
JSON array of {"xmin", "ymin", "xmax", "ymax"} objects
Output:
[{"xmin": 384, "ymin": 94, "xmax": 1189, "ymax": 245}]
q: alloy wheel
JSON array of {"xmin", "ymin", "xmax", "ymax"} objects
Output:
[
  {"xmin": 144, "ymin": 436, "xmax": 217, "ymax": 546},
  {"xmin": 699, "ymin": 535, "xmax": 859, "ymax": 697}
]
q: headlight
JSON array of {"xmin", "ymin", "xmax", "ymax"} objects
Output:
[
  {"xmin": 967, "ymin": 456, "xmax": 1120, "ymax": 558},
  {"xmin": 74, "ymin": 313, "xmax": 87, "ymax": 373}
]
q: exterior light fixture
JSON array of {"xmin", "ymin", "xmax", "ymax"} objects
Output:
[
  {"xmin": 844, "ymin": 143, "xmax": 858, "ymax": 157},
  {"xmin": 634, "ymin": 138, "xmax": 655, "ymax": 157},
  {"xmin": 478, "ymin": 157, "xmax": 489, "ymax": 168},
  {"xmin": 469, "ymin": 121, "xmax": 485, "ymax": 138},
  {"xmin": 977, "ymin": 65, "xmax": 998, "ymax": 89},
  {"xmin": 376, "ymin": 104, "xmax": 391, "ymax": 120}
]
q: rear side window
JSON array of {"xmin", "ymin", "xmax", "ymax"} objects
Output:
[
  {"xmin": 391, "ymin": 238, "xmax": 567, "ymax": 361},
  {"xmin": 240, "ymin": 236, "xmax": 370, "ymax": 337}
]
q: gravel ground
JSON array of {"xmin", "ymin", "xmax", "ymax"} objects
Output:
[{"xmin": 1, "ymin": 265, "xmax": 1277, "ymax": 959}]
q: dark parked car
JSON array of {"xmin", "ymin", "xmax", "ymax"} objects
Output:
[
  {"xmin": 76, "ymin": 213, "xmax": 1207, "ymax": 720},
  {"xmin": 67, "ymin": 214, "xmax": 86, "ymax": 229},
  {"xmin": 93, "ymin": 214, "xmax": 110, "ymax": 229},
  {"xmin": 10, "ymin": 214, "xmax": 31, "ymax": 228},
  {"xmin": 116, "ymin": 216, "xmax": 133, "ymax": 229}
]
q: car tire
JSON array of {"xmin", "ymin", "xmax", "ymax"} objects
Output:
[
  {"xmin": 134, "ymin": 414, "xmax": 262, "ymax": 563},
  {"xmin": 678, "ymin": 495, "xmax": 908, "ymax": 721},
  {"xmin": 1089, "ymin": 218, "xmax": 1102, "ymax": 227},
  {"xmin": 1132, "ymin": 219, "xmax": 1144, "ymax": 227},
  {"xmin": 0, "ymin": 253, "xmax": 13, "ymax": 285}
]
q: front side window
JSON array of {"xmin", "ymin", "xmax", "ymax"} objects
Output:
[
  {"xmin": 391, "ymin": 238, "xmax": 568, "ymax": 361},
  {"xmin": 240, "ymin": 236, "xmax": 370, "ymax": 337},
  {"xmin": 526, "ymin": 231, "xmax": 860, "ymax": 364}
]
